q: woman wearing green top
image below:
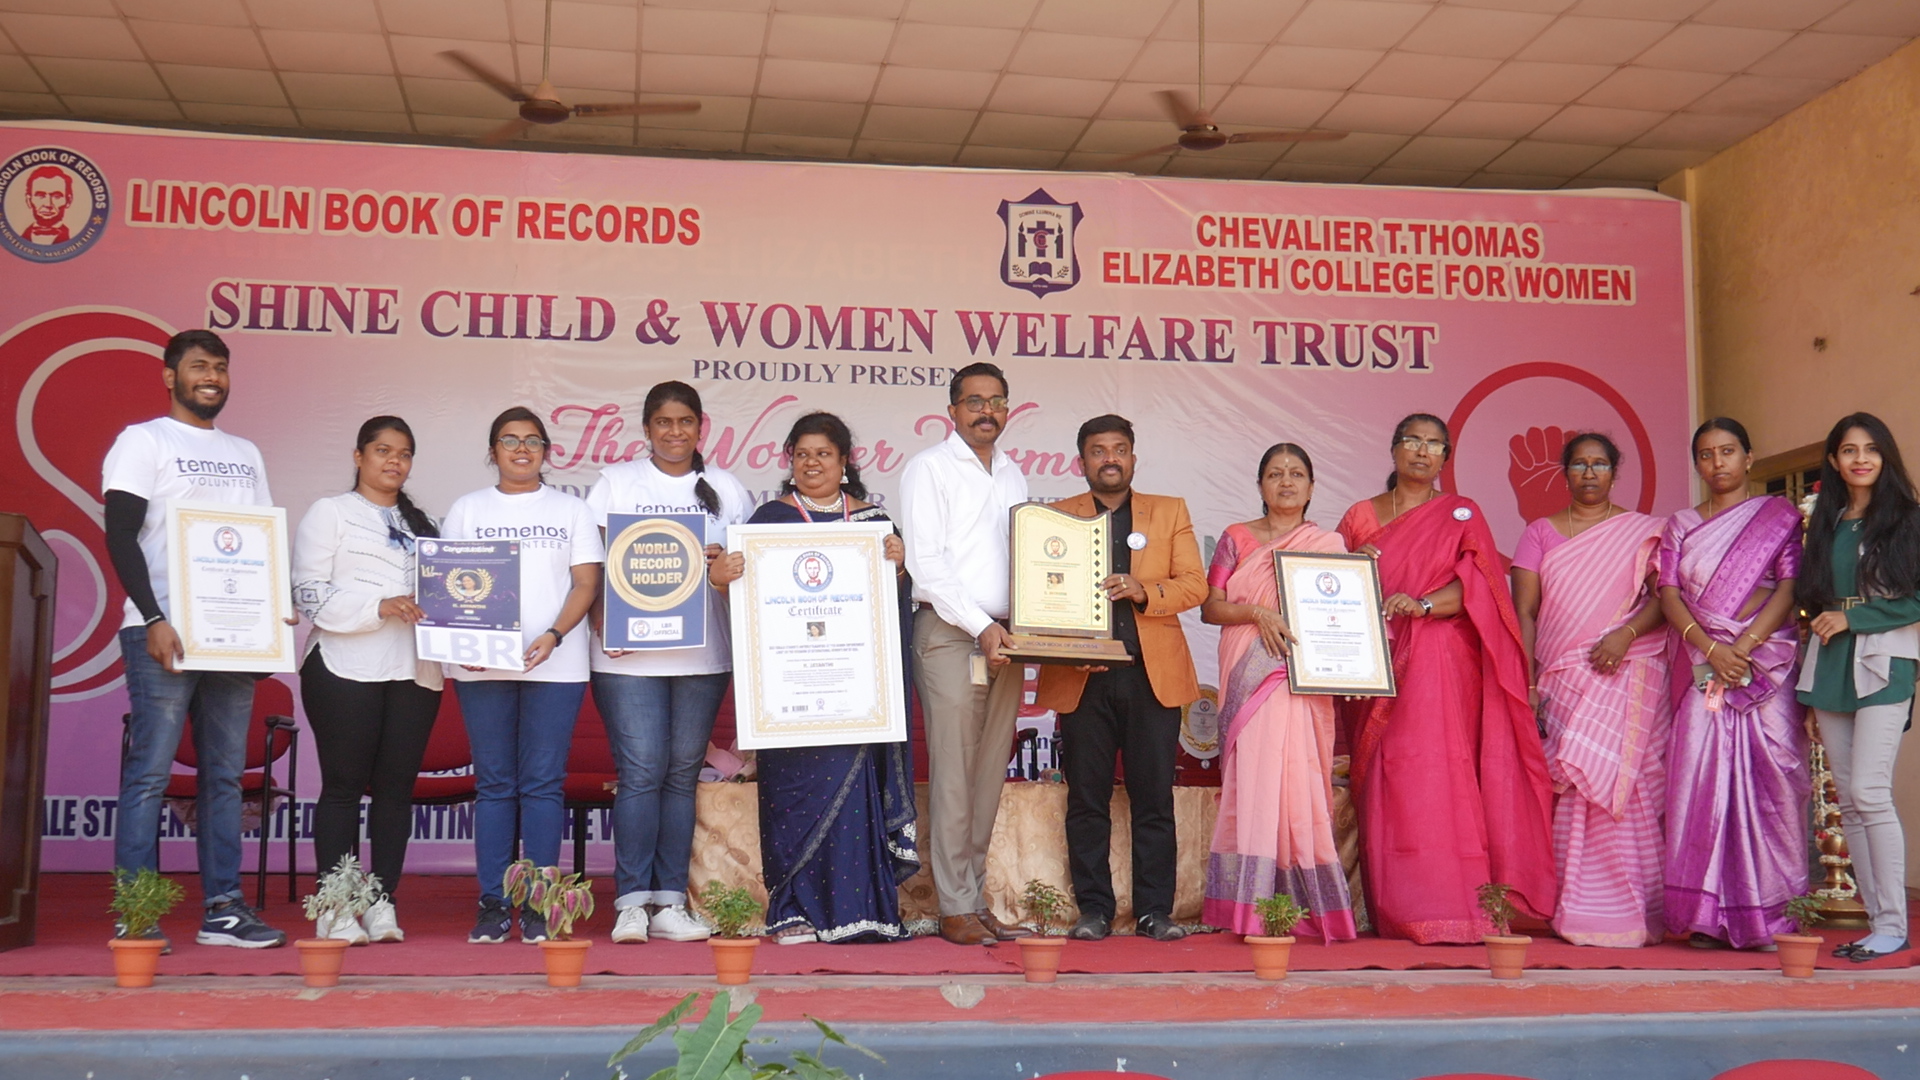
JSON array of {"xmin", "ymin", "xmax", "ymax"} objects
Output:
[{"xmin": 1797, "ymin": 412, "xmax": 1920, "ymax": 963}]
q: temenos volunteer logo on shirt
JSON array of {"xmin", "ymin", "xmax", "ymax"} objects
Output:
[
  {"xmin": 998, "ymin": 188, "xmax": 1082, "ymax": 298},
  {"xmin": 471, "ymin": 522, "xmax": 570, "ymax": 549},
  {"xmin": 0, "ymin": 148, "xmax": 109, "ymax": 264}
]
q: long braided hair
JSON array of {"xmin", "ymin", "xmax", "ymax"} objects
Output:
[
  {"xmin": 351, "ymin": 415, "xmax": 437, "ymax": 537},
  {"xmin": 643, "ymin": 381, "xmax": 721, "ymax": 516}
]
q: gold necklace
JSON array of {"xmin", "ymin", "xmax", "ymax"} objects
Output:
[
  {"xmin": 1564, "ymin": 503, "xmax": 1615, "ymax": 536},
  {"xmin": 1390, "ymin": 483, "xmax": 1432, "ymax": 522}
]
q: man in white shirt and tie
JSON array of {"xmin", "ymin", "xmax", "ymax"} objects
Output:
[{"xmin": 900, "ymin": 362, "xmax": 1031, "ymax": 946}]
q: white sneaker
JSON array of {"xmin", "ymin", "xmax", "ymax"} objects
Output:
[
  {"xmin": 650, "ymin": 904, "xmax": 712, "ymax": 942},
  {"xmin": 316, "ymin": 910, "xmax": 369, "ymax": 946},
  {"xmin": 363, "ymin": 899, "xmax": 404, "ymax": 943},
  {"xmin": 611, "ymin": 906, "xmax": 650, "ymax": 944}
]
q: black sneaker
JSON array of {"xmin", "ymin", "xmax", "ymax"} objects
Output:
[
  {"xmin": 1135, "ymin": 913, "xmax": 1188, "ymax": 942},
  {"xmin": 196, "ymin": 901, "xmax": 287, "ymax": 949},
  {"xmin": 113, "ymin": 921, "xmax": 172, "ymax": 955},
  {"xmin": 520, "ymin": 908, "xmax": 549, "ymax": 944},
  {"xmin": 469, "ymin": 900, "xmax": 512, "ymax": 944}
]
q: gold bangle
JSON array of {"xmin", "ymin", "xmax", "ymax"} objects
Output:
[
  {"xmin": 1706, "ymin": 642, "xmax": 1719, "ymax": 660},
  {"xmin": 1681, "ymin": 621, "xmax": 1698, "ymax": 641},
  {"xmin": 1622, "ymin": 625, "xmax": 1639, "ymax": 640}
]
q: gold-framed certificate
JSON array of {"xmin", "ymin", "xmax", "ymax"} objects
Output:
[
  {"xmin": 726, "ymin": 521, "xmax": 907, "ymax": 750},
  {"xmin": 164, "ymin": 499, "xmax": 296, "ymax": 673},
  {"xmin": 1003, "ymin": 500, "xmax": 1132, "ymax": 665},
  {"xmin": 1273, "ymin": 551, "xmax": 1396, "ymax": 697}
]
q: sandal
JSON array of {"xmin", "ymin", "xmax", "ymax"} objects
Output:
[
  {"xmin": 1849, "ymin": 939, "xmax": 1909, "ymax": 963},
  {"xmin": 1832, "ymin": 941, "xmax": 1862, "ymax": 958},
  {"xmin": 774, "ymin": 924, "xmax": 818, "ymax": 946}
]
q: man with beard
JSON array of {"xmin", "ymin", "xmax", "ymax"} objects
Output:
[
  {"xmin": 103, "ymin": 329, "xmax": 285, "ymax": 949},
  {"xmin": 1035, "ymin": 415, "xmax": 1207, "ymax": 941},
  {"xmin": 22, "ymin": 166, "xmax": 73, "ymax": 244},
  {"xmin": 900, "ymin": 362, "xmax": 1030, "ymax": 945}
]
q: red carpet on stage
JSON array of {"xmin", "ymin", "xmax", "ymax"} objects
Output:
[{"xmin": 5, "ymin": 874, "xmax": 1911, "ymax": 979}]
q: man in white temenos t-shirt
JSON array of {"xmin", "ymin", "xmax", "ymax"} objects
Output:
[{"xmin": 102, "ymin": 329, "xmax": 286, "ymax": 949}]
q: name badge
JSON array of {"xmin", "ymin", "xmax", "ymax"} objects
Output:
[
  {"xmin": 1453, "ymin": 507, "xmax": 1473, "ymax": 521},
  {"xmin": 1127, "ymin": 531, "xmax": 1147, "ymax": 550}
]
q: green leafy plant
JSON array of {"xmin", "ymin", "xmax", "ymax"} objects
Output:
[
  {"xmin": 608, "ymin": 990, "xmax": 881, "ymax": 1080},
  {"xmin": 302, "ymin": 853, "xmax": 384, "ymax": 925},
  {"xmin": 1785, "ymin": 893, "xmax": 1826, "ymax": 935},
  {"xmin": 1254, "ymin": 894, "xmax": 1308, "ymax": 938},
  {"xmin": 503, "ymin": 859, "xmax": 596, "ymax": 940},
  {"xmin": 1021, "ymin": 879, "xmax": 1070, "ymax": 936},
  {"xmin": 110, "ymin": 867, "xmax": 183, "ymax": 938},
  {"xmin": 1476, "ymin": 882, "xmax": 1518, "ymax": 937},
  {"xmin": 696, "ymin": 879, "xmax": 761, "ymax": 939}
]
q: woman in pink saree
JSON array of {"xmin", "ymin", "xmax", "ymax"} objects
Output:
[
  {"xmin": 1202, "ymin": 443, "xmax": 1356, "ymax": 941},
  {"xmin": 1657, "ymin": 418, "xmax": 1807, "ymax": 950},
  {"xmin": 1337, "ymin": 414, "xmax": 1558, "ymax": 944},
  {"xmin": 1512, "ymin": 433, "xmax": 1671, "ymax": 947}
]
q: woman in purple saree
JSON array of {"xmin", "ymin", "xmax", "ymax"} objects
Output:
[{"xmin": 1657, "ymin": 418, "xmax": 1808, "ymax": 949}]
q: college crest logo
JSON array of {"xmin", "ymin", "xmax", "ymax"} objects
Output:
[
  {"xmin": 998, "ymin": 188, "xmax": 1082, "ymax": 297},
  {"xmin": 0, "ymin": 147, "xmax": 109, "ymax": 264}
]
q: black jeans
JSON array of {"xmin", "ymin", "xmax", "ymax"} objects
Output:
[
  {"xmin": 300, "ymin": 648, "xmax": 441, "ymax": 898},
  {"xmin": 1061, "ymin": 663, "xmax": 1180, "ymax": 921}
]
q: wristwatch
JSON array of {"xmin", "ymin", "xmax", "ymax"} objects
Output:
[
  {"xmin": 545, "ymin": 625, "xmax": 566, "ymax": 646},
  {"xmin": 1417, "ymin": 597, "xmax": 1434, "ymax": 616}
]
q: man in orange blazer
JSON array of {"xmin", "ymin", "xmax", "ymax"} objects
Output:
[{"xmin": 1036, "ymin": 415, "xmax": 1207, "ymax": 941}]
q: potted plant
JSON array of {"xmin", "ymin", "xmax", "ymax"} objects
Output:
[
  {"xmin": 1775, "ymin": 894, "xmax": 1825, "ymax": 978},
  {"xmin": 1478, "ymin": 882, "xmax": 1530, "ymax": 979},
  {"xmin": 296, "ymin": 854, "xmax": 384, "ymax": 987},
  {"xmin": 608, "ymin": 991, "xmax": 883, "ymax": 1079},
  {"xmin": 1016, "ymin": 879, "xmax": 1071, "ymax": 984},
  {"xmin": 696, "ymin": 879, "xmax": 761, "ymax": 985},
  {"xmin": 504, "ymin": 859, "xmax": 596, "ymax": 987},
  {"xmin": 108, "ymin": 867, "xmax": 182, "ymax": 988},
  {"xmin": 1246, "ymin": 894, "xmax": 1307, "ymax": 981}
]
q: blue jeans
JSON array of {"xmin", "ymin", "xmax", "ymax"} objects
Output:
[
  {"xmin": 454, "ymin": 679, "xmax": 586, "ymax": 905},
  {"xmin": 591, "ymin": 672, "xmax": 729, "ymax": 907},
  {"xmin": 117, "ymin": 626, "xmax": 255, "ymax": 909}
]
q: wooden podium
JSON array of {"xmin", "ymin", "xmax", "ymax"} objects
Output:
[{"xmin": 0, "ymin": 515, "xmax": 56, "ymax": 952}]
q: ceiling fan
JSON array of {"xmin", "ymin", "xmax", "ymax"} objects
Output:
[
  {"xmin": 441, "ymin": 0, "xmax": 700, "ymax": 145},
  {"xmin": 1113, "ymin": 0, "xmax": 1347, "ymax": 166}
]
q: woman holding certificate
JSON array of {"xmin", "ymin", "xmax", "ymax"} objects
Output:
[
  {"xmin": 1510, "ymin": 433, "xmax": 1671, "ymax": 948},
  {"xmin": 741, "ymin": 411, "xmax": 918, "ymax": 944},
  {"xmin": 1336, "ymin": 413, "xmax": 1556, "ymax": 944},
  {"xmin": 1657, "ymin": 417, "xmax": 1807, "ymax": 950},
  {"xmin": 587, "ymin": 382, "xmax": 751, "ymax": 946},
  {"xmin": 1201, "ymin": 443, "xmax": 1356, "ymax": 942},
  {"xmin": 443, "ymin": 407, "xmax": 603, "ymax": 945},
  {"xmin": 292, "ymin": 416, "xmax": 443, "ymax": 945}
]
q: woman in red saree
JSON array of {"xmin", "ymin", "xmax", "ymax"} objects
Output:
[
  {"xmin": 1337, "ymin": 413, "xmax": 1558, "ymax": 943},
  {"xmin": 1202, "ymin": 443, "xmax": 1356, "ymax": 941},
  {"xmin": 1512, "ymin": 433, "xmax": 1671, "ymax": 947}
]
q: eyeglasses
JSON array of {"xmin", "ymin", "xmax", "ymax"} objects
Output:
[
  {"xmin": 958, "ymin": 395, "xmax": 1010, "ymax": 413},
  {"xmin": 1396, "ymin": 437, "xmax": 1449, "ymax": 455},
  {"xmin": 1567, "ymin": 462, "xmax": 1615, "ymax": 475},
  {"xmin": 496, "ymin": 435, "xmax": 547, "ymax": 452}
]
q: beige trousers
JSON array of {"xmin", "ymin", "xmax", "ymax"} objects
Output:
[{"xmin": 912, "ymin": 608, "xmax": 1024, "ymax": 916}]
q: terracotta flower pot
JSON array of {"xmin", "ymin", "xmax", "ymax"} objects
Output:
[
  {"xmin": 539, "ymin": 938, "xmax": 592, "ymax": 987},
  {"xmin": 1245, "ymin": 935, "xmax": 1296, "ymax": 981},
  {"xmin": 1017, "ymin": 936, "xmax": 1067, "ymax": 983},
  {"xmin": 1483, "ymin": 934, "xmax": 1531, "ymax": 979},
  {"xmin": 1773, "ymin": 933, "xmax": 1822, "ymax": 978},
  {"xmin": 108, "ymin": 936, "xmax": 167, "ymax": 988},
  {"xmin": 710, "ymin": 937, "xmax": 759, "ymax": 985},
  {"xmin": 295, "ymin": 937, "xmax": 351, "ymax": 988}
]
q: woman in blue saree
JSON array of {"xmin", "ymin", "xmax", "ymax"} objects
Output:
[{"xmin": 745, "ymin": 411, "xmax": 919, "ymax": 943}]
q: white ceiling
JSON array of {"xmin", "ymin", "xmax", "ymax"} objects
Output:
[{"xmin": 0, "ymin": 0, "xmax": 1914, "ymax": 188}]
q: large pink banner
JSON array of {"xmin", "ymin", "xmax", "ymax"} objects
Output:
[{"xmin": 0, "ymin": 120, "xmax": 1692, "ymax": 875}]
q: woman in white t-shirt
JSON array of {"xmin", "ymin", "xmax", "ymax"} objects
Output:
[
  {"xmin": 587, "ymin": 381, "xmax": 750, "ymax": 944},
  {"xmin": 292, "ymin": 416, "xmax": 444, "ymax": 946},
  {"xmin": 442, "ymin": 407, "xmax": 604, "ymax": 945}
]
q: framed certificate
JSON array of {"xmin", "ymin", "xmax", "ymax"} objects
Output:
[
  {"xmin": 1273, "ymin": 551, "xmax": 1396, "ymax": 697},
  {"xmin": 1003, "ymin": 500, "xmax": 1132, "ymax": 665},
  {"xmin": 164, "ymin": 500, "xmax": 296, "ymax": 672},
  {"xmin": 414, "ymin": 538, "xmax": 524, "ymax": 672},
  {"xmin": 727, "ymin": 521, "xmax": 906, "ymax": 750},
  {"xmin": 602, "ymin": 512, "xmax": 707, "ymax": 650}
]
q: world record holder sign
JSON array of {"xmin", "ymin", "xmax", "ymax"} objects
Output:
[{"xmin": 603, "ymin": 512, "xmax": 708, "ymax": 649}]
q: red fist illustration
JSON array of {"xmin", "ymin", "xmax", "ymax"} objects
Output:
[{"xmin": 1508, "ymin": 425, "xmax": 1573, "ymax": 523}]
